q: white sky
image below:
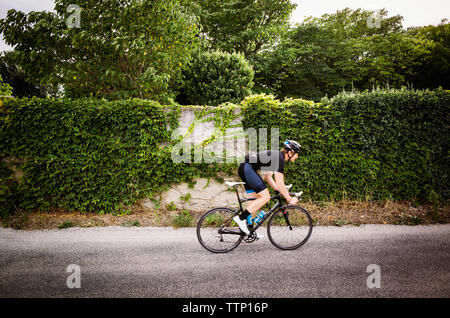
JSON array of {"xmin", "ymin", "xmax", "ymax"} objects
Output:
[
  {"xmin": 1, "ymin": 0, "xmax": 449, "ymax": 51},
  {"xmin": 290, "ymin": 0, "xmax": 449, "ymax": 27}
]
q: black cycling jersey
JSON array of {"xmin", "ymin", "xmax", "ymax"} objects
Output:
[{"xmin": 243, "ymin": 150, "xmax": 285, "ymax": 173}]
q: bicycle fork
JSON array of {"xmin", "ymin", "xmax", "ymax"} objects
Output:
[{"xmin": 282, "ymin": 210, "xmax": 293, "ymax": 230}]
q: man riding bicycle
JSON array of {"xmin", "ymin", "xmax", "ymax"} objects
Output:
[{"xmin": 233, "ymin": 140, "xmax": 302, "ymax": 236}]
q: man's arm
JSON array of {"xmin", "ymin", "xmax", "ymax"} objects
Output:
[
  {"xmin": 263, "ymin": 172, "xmax": 298, "ymax": 205},
  {"xmin": 273, "ymin": 172, "xmax": 293, "ymax": 202},
  {"xmin": 262, "ymin": 172, "xmax": 279, "ymax": 191}
]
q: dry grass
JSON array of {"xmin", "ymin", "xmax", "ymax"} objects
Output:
[
  {"xmin": 2, "ymin": 200, "xmax": 449, "ymax": 230},
  {"xmin": 300, "ymin": 199, "xmax": 449, "ymax": 226}
]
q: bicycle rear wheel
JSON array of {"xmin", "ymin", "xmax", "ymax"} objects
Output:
[
  {"xmin": 267, "ymin": 205, "xmax": 313, "ymax": 250},
  {"xmin": 197, "ymin": 207, "xmax": 244, "ymax": 253}
]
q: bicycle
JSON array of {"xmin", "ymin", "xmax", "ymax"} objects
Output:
[{"xmin": 196, "ymin": 181, "xmax": 313, "ymax": 253}]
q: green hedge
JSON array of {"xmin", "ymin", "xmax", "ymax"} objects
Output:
[
  {"xmin": 0, "ymin": 88, "xmax": 448, "ymax": 218},
  {"xmin": 241, "ymin": 89, "xmax": 449, "ymax": 201}
]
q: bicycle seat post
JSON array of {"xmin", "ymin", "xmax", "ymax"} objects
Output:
[{"xmin": 234, "ymin": 186, "xmax": 244, "ymax": 213}]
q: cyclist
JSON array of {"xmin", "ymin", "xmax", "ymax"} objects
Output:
[{"xmin": 233, "ymin": 140, "xmax": 302, "ymax": 236}]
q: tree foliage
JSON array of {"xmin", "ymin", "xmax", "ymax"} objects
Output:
[
  {"xmin": 0, "ymin": 75, "xmax": 13, "ymax": 96},
  {"xmin": 407, "ymin": 20, "xmax": 450, "ymax": 89},
  {"xmin": 253, "ymin": 8, "xmax": 449, "ymax": 100},
  {"xmin": 0, "ymin": 52, "xmax": 49, "ymax": 97},
  {"xmin": 191, "ymin": 0, "xmax": 296, "ymax": 58},
  {"xmin": 1, "ymin": 4, "xmax": 448, "ymax": 102},
  {"xmin": 0, "ymin": 0, "xmax": 200, "ymax": 101}
]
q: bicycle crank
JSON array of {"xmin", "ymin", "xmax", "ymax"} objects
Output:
[{"xmin": 243, "ymin": 232, "xmax": 257, "ymax": 243}]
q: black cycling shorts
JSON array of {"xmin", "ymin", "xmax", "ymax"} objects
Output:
[{"xmin": 238, "ymin": 163, "xmax": 267, "ymax": 193}]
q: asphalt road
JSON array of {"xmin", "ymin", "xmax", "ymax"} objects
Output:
[{"xmin": 0, "ymin": 224, "xmax": 449, "ymax": 298}]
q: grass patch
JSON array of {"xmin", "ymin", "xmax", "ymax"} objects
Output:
[
  {"xmin": 333, "ymin": 219, "xmax": 348, "ymax": 227},
  {"xmin": 58, "ymin": 221, "xmax": 78, "ymax": 229},
  {"xmin": 1, "ymin": 199, "xmax": 447, "ymax": 230},
  {"xmin": 172, "ymin": 209, "xmax": 193, "ymax": 228},
  {"xmin": 394, "ymin": 214, "xmax": 422, "ymax": 225},
  {"xmin": 121, "ymin": 220, "xmax": 141, "ymax": 227}
]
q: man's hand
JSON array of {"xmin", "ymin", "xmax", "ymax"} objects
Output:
[{"xmin": 288, "ymin": 196, "xmax": 299, "ymax": 205}]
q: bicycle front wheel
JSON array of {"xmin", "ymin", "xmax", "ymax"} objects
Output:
[
  {"xmin": 197, "ymin": 207, "xmax": 244, "ymax": 253},
  {"xmin": 267, "ymin": 205, "xmax": 313, "ymax": 250}
]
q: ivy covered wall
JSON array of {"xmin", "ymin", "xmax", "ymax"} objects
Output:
[{"xmin": 1, "ymin": 88, "xmax": 448, "ymax": 217}]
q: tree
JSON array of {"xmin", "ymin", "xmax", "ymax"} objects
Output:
[
  {"xmin": 335, "ymin": 32, "xmax": 433, "ymax": 91},
  {"xmin": 191, "ymin": 0, "xmax": 296, "ymax": 58},
  {"xmin": 407, "ymin": 21, "xmax": 450, "ymax": 89},
  {"xmin": 0, "ymin": 9, "xmax": 64, "ymax": 97},
  {"xmin": 253, "ymin": 8, "xmax": 438, "ymax": 101},
  {"xmin": 252, "ymin": 22, "xmax": 347, "ymax": 100},
  {"xmin": 0, "ymin": 52, "xmax": 49, "ymax": 97},
  {"xmin": 0, "ymin": 0, "xmax": 200, "ymax": 101}
]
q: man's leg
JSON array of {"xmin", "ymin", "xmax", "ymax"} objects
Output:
[
  {"xmin": 233, "ymin": 189, "xmax": 270, "ymax": 235},
  {"xmin": 240, "ymin": 163, "xmax": 269, "ymax": 216},
  {"xmin": 245, "ymin": 188, "xmax": 270, "ymax": 218},
  {"xmin": 235, "ymin": 163, "xmax": 269, "ymax": 234},
  {"xmin": 245, "ymin": 190, "xmax": 257, "ymax": 199}
]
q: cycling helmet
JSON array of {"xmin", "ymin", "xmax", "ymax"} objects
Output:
[{"xmin": 283, "ymin": 140, "xmax": 302, "ymax": 153}]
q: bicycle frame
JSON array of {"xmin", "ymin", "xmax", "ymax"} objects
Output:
[
  {"xmin": 220, "ymin": 186, "xmax": 289, "ymax": 236},
  {"xmin": 241, "ymin": 195, "xmax": 287, "ymax": 232}
]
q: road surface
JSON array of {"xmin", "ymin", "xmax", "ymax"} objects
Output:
[{"xmin": 0, "ymin": 224, "xmax": 449, "ymax": 297}]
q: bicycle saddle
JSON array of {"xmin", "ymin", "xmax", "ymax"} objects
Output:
[
  {"xmin": 225, "ymin": 182, "xmax": 293, "ymax": 189},
  {"xmin": 225, "ymin": 181, "xmax": 246, "ymax": 187}
]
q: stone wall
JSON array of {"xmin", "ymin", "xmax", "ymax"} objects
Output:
[
  {"xmin": 140, "ymin": 106, "xmax": 251, "ymax": 213},
  {"xmin": 170, "ymin": 107, "xmax": 247, "ymax": 164},
  {"xmin": 139, "ymin": 177, "xmax": 247, "ymax": 213}
]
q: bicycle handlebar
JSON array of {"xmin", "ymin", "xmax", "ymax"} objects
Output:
[
  {"xmin": 290, "ymin": 191, "xmax": 303, "ymax": 198},
  {"xmin": 270, "ymin": 190, "xmax": 303, "ymax": 200},
  {"xmin": 238, "ymin": 186, "xmax": 303, "ymax": 203}
]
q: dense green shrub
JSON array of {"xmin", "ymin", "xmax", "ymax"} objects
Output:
[
  {"xmin": 179, "ymin": 50, "xmax": 254, "ymax": 106},
  {"xmin": 0, "ymin": 160, "xmax": 16, "ymax": 221},
  {"xmin": 1, "ymin": 98, "xmax": 170, "ymax": 213},
  {"xmin": 326, "ymin": 89, "xmax": 449, "ymax": 200}
]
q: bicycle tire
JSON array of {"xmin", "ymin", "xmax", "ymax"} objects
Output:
[
  {"xmin": 267, "ymin": 205, "xmax": 313, "ymax": 250},
  {"xmin": 197, "ymin": 207, "xmax": 244, "ymax": 253}
]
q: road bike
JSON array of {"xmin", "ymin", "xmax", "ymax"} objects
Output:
[{"xmin": 196, "ymin": 182, "xmax": 313, "ymax": 253}]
